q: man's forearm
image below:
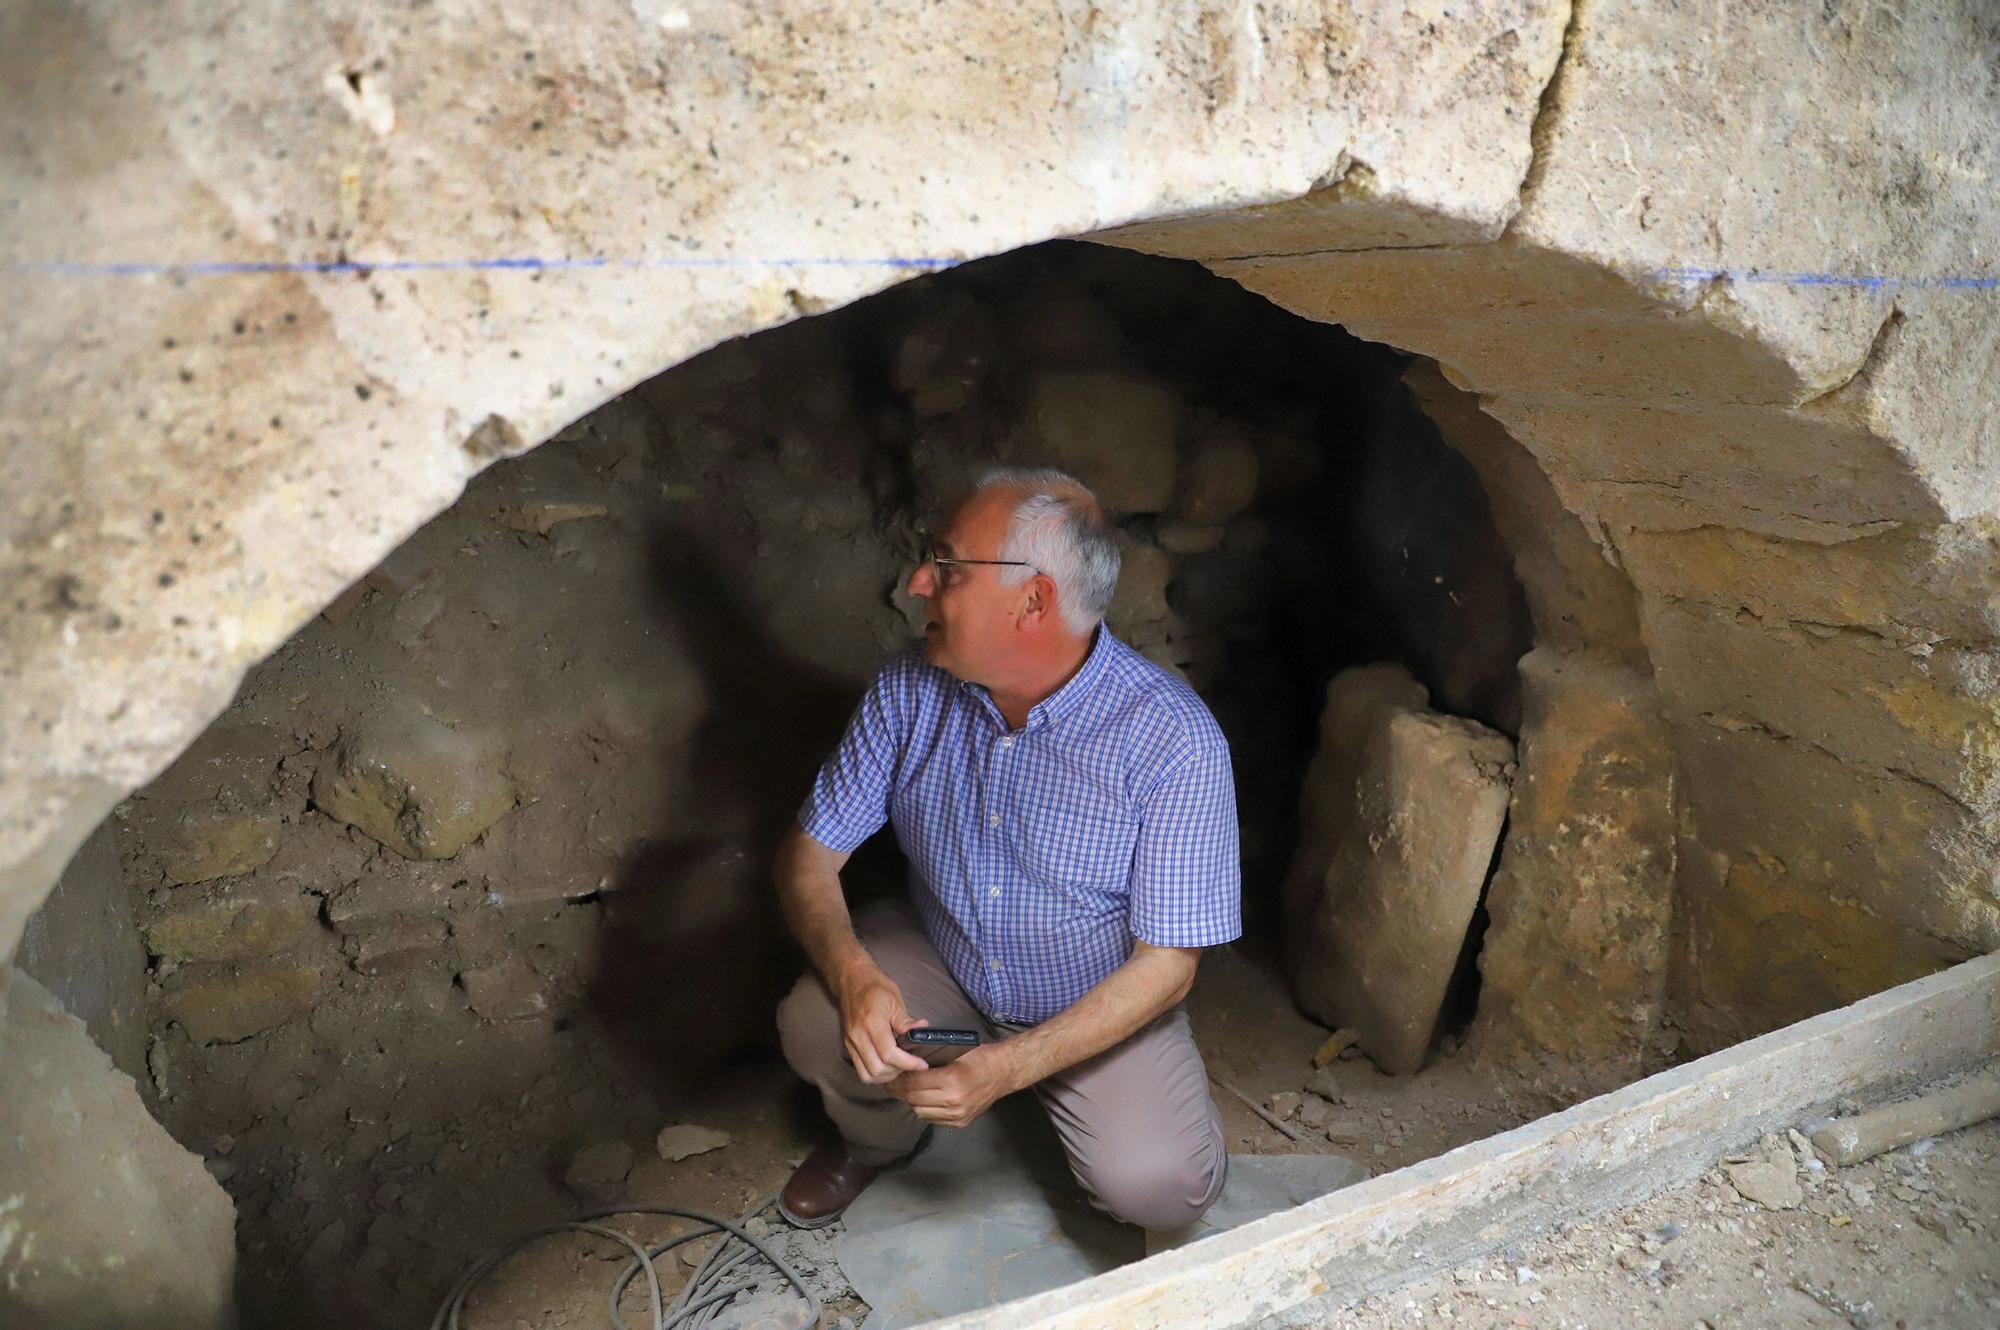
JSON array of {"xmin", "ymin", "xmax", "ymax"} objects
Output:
[
  {"xmin": 994, "ymin": 943, "xmax": 1197, "ymax": 1092},
  {"xmin": 775, "ymin": 830, "xmax": 876, "ymax": 996}
]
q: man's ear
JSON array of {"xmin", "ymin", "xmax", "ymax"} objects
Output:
[{"xmin": 1019, "ymin": 572, "xmax": 1058, "ymax": 628}]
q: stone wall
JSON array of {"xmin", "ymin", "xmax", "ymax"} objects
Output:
[
  {"xmin": 15, "ymin": 822, "xmax": 149, "ymax": 1080},
  {"xmin": 1114, "ymin": 5, "xmax": 2000, "ymax": 1050},
  {"xmin": 5, "ymin": 0, "xmax": 1999, "ymax": 1085},
  {"xmin": 115, "ymin": 244, "xmax": 1511, "ymax": 1065},
  {"xmin": 1403, "ymin": 363, "xmax": 1676, "ymax": 1085}
]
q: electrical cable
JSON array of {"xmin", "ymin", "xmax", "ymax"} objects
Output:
[{"xmin": 430, "ymin": 1194, "xmax": 823, "ymax": 1330}]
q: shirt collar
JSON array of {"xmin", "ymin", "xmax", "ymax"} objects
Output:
[{"xmin": 959, "ymin": 625, "xmax": 1115, "ymax": 734}]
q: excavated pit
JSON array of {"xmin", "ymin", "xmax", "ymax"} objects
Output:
[{"xmin": 70, "ymin": 242, "xmax": 1589, "ymax": 1327}]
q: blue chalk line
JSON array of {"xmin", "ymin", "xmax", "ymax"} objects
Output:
[
  {"xmin": 15, "ymin": 255, "xmax": 964, "ymax": 277},
  {"xmin": 11, "ymin": 258, "xmax": 1994, "ymax": 290},
  {"xmin": 1652, "ymin": 266, "xmax": 1998, "ymax": 291}
]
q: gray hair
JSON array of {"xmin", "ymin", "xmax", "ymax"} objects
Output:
[{"xmin": 972, "ymin": 465, "xmax": 1121, "ymax": 635}]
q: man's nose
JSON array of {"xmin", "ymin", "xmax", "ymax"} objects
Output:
[{"xmin": 907, "ymin": 559, "xmax": 934, "ymax": 598}]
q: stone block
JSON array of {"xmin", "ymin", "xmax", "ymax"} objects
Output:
[
  {"xmin": 1279, "ymin": 664, "xmax": 1431, "ymax": 959},
  {"xmin": 341, "ymin": 917, "xmax": 451, "ymax": 975},
  {"xmin": 261, "ymin": 812, "xmax": 374, "ymax": 895},
  {"xmin": 122, "ymin": 721, "xmax": 290, "ymax": 885},
  {"xmin": 459, "ymin": 955, "xmax": 548, "ymax": 1021},
  {"xmin": 1157, "ymin": 521, "xmax": 1225, "ymax": 556},
  {"xmin": 1174, "ymin": 435, "xmax": 1259, "ymax": 524},
  {"xmin": 326, "ymin": 851, "xmax": 469, "ymax": 929},
  {"xmin": 1468, "ymin": 650, "xmax": 1677, "ymax": 1077},
  {"xmin": 893, "ymin": 292, "xmax": 995, "ymax": 418},
  {"xmin": 147, "ymin": 806, "xmax": 283, "ymax": 885},
  {"xmin": 0, "ymin": 969, "xmax": 236, "ymax": 1330},
  {"xmin": 162, "ymin": 962, "xmax": 325, "ymax": 1044},
  {"xmin": 1284, "ymin": 665, "xmax": 1514, "ymax": 1074},
  {"xmin": 16, "ymin": 821, "xmax": 149, "ymax": 1079},
  {"xmin": 1015, "ymin": 370, "xmax": 1179, "ymax": 513},
  {"xmin": 141, "ymin": 874, "xmax": 321, "ymax": 963},
  {"xmin": 1105, "ymin": 537, "xmax": 1171, "ymax": 635},
  {"xmin": 311, "ymin": 702, "xmax": 516, "ymax": 859},
  {"xmin": 565, "ymin": 1141, "xmax": 636, "ymax": 1204}
]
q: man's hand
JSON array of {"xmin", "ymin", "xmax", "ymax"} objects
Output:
[
  {"xmin": 886, "ymin": 1044, "xmax": 1020, "ymax": 1129},
  {"xmin": 837, "ymin": 968, "xmax": 931, "ymax": 1085}
]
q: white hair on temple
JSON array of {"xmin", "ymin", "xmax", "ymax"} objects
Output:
[{"xmin": 973, "ymin": 465, "xmax": 1122, "ymax": 635}]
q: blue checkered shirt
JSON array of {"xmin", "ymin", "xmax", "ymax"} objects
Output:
[{"xmin": 799, "ymin": 628, "xmax": 1242, "ymax": 1024}]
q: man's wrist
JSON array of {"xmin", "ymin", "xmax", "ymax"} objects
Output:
[
  {"xmin": 985, "ymin": 1030, "xmax": 1041, "ymax": 1092},
  {"xmin": 827, "ymin": 949, "xmax": 883, "ymax": 1006}
]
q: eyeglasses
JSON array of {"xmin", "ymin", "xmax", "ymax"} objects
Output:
[{"xmin": 918, "ymin": 538, "xmax": 1037, "ymax": 587}]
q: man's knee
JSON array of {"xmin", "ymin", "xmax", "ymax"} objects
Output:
[
  {"xmin": 776, "ymin": 972, "xmax": 841, "ymax": 1078},
  {"xmin": 1082, "ymin": 1137, "xmax": 1226, "ymax": 1231}
]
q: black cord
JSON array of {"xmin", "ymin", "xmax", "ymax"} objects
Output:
[{"xmin": 431, "ymin": 1195, "xmax": 823, "ymax": 1330}]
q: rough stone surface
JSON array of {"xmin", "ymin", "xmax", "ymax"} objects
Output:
[
  {"xmin": 1403, "ymin": 361, "xmax": 1647, "ymax": 665},
  {"xmin": 141, "ymin": 873, "xmax": 321, "ymax": 963},
  {"xmin": 458, "ymin": 955, "xmax": 547, "ymax": 1022},
  {"xmin": 656, "ymin": 1123, "xmax": 733, "ymax": 1162},
  {"xmin": 1722, "ymin": 1138, "xmax": 1804, "ymax": 1212},
  {"xmin": 1285, "ymin": 665, "xmax": 1515, "ymax": 1074},
  {"xmin": 15, "ymin": 822, "xmax": 149, "ymax": 1079},
  {"xmin": 1279, "ymin": 664, "xmax": 1429, "ymax": 967},
  {"xmin": 564, "ymin": 1140, "xmax": 636, "ymax": 1204},
  {"xmin": 0, "ymin": 969, "xmax": 236, "ymax": 1330},
  {"xmin": 118, "ymin": 720, "xmax": 291, "ymax": 886},
  {"xmin": 1470, "ymin": 650, "xmax": 1679, "ymax": 1083},
  {"xmin": 1013, "ymin": 370, "xmax": 1181, "ymax": 514},
  {"xmin": 2, "ymin": 0, "xmax": 1998, "ymax": 1113},
  {"xmin": 311, "ymin": 704, "xmax": 516, "ymax": 860},
  {"xmin": 1174, "ymin": 435, "xmax": 1259, "ymax": 525},
  {"xmin": 1105, "ymin": 536, "xmax": 1172, "ymax": 634},
  {"xmin": 1192, "ymin": 4, "xmax": 2000, "ymax": 1050},
  {"xmin": 162, "ymin": 961, "xmax": 324, "ymax": 1044}
]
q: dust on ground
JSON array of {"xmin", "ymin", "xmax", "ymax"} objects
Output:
[{"xmin": 1317, "ymin": 1118, "xmax": 2000, "ymax": 1330}]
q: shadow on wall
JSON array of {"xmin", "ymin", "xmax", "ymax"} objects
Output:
[{"xmin": 588, "ymin": 523, "xmax": 907, "ymax": 1076}]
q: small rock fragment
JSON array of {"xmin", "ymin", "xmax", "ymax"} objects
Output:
[
  {"xmin": 1305, "ymin": 1065, "xmax": 1342, "ymax": 1102},
  {"xmin": 1723, "ymin": 1140, "xmax": 1803, "ymax": 1211},
  {"xmin": 1297, "ymin": 1096, "xmax": 1332, "ymax": 1130},
  {"xmin": 1267, "ymin": 1091, "xmax": 1302, "ymax": 1121},
  {"xmin": 565, "ymin": 1141, "xmax": 635, "ymax": 1203},
  {"xmin": 499, "ymin": 500, "xmax": 610, "ymax": 536},
  {"xmin": 656, "ymin": 1123, "xmax": 732, "ymax": 1162}
]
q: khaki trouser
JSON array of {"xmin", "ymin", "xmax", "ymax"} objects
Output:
[{"xmin": 776, "ymin": 900, "xmax": 1227, "ymax": 1231}]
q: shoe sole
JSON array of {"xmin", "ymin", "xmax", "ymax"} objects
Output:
[{"xmin": 774, "ymin": 1195, "xmax": 844, "ymax": 1229}]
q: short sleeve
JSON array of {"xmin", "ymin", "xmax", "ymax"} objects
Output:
[
  {"xmin": 798, "ymin": 666, "xmax": 907, "ymax": 853},
  {"xmin": 1127, "ymin": 728, "xmax": 1242, "ymax": 948}
]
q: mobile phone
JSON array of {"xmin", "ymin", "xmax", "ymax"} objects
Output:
[{"xmin": 896, "ymin": 1027, "xmax": 981, "ymax": 1066}]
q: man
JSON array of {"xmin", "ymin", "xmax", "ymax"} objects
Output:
[{"xmin": 773, "ymin": 465, "xmax": 1242, "ymax": 1238}]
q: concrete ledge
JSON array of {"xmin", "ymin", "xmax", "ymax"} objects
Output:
[{"xmin": 929, "ymin": 951, "xmax": 2000, "ymax": 1330}]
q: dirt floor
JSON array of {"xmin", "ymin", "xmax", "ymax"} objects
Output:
[
  {"xmin": 149, "ymin": 928, "xmax": 1553, "ymax": 1328},
  {"xmin": 1319, "ymin": 1116, "xmax": 2000, "ymax": 1330},
  {"xmin": 149, "ymin": 909, "xmax": 2000, "ymax": 1329}
]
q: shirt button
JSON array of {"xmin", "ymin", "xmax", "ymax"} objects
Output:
[
  {"xmin": 987, "ymin": 813, "xmax": 1000, "ymax": 827},
  {"xmin": 988, "ymin": 959, "xmax": 1002, "ymax": 970},
  {"xmin": 1000, "ymin": 737, "xmax": 1014, "ymax": 749},
  {"xmin": 988, "ymin": 886, "xmax": 1000, "ymax": 898}
]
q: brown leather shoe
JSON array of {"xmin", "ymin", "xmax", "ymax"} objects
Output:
[{"xmin": 776, "ymin": 1128, "xmax": 932, "ymax": 1229}]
